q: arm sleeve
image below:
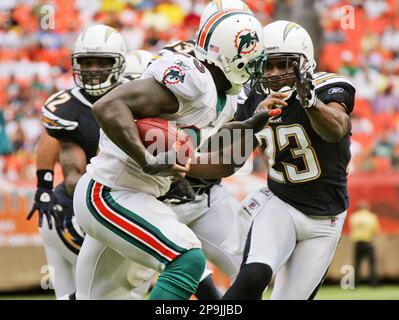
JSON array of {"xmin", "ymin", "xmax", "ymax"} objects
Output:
[
  {"xmin": 234, "ymin": 91, "xmax": 260, "ymax": 121},
  {"xmin": 41, "ymin": 91, "xmax": 79, "ymax": 142},
  {"xmin": 317, "ymin": 83, "xmax": 356, "ymax": 114}
]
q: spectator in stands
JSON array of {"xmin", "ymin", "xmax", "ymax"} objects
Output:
[
  {"xmin": 351, "ymin": 113, "xmax": 374, "ymax": 135},
  {"xmin": 381, "ymin": 25, "xmax": 399, "ymax": 53},
  {"xmin": 0, "ymin": 0, "xmax": 398, "ymax": 177},
  {"xmin": 364, "ymin": 0, "xmax": 389, "ymax": 19},
  {"xmin": 349, "ymin": 201, "xmax": 381, "ymax": 286},
  {"xmin": 339, "ymin": 50, "xmax": 358, "ymax": 77},
  {"xmin": 0, "ymin": 109, "xmax": 12, "ymax": 156},
  {"xmin": 352, "ymin": 63, "xmax": 380, "ymax": 100},
  {"xmin": 373, "ymin": 130, "xmax": 395, "ymax": 159},
  {"xmin": 373, "ymin": 83, "xmax": 399, "ymax": 114}
]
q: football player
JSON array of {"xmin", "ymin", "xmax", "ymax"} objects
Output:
[
  {"xmin": 124, "ymin": 50, "xmax": 154, "ymax": 81},
  {"xmin": 154, "ymin": 0, "xmax": 256, "ymax": 299},
  {"xmin": 73, "ymin": 10, "xmax": 267, "ymax": 300},
  {"xmin": 222, "ymin": 20, "xmax": 356, "ymax": 300},
  {"xmin": 27, "ymin": 25, "xmax": 154, "ymax": 300}
]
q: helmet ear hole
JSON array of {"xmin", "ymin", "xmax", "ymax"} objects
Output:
[
  {"xmin": 237, "ymin": 62, "xmax": 245, "ymax": 69},
  {"xmin": 231, "ymin": 58, "xmax": 245, "ymax": 70}
]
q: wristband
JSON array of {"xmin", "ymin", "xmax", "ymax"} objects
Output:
[{"xmin": 37, "ymin": 169, "xmax": 54, "ymax": 189}]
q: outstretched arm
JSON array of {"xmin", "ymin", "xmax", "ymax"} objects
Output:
[
  {"xmin": 59, "ymin": 141, "xmax": 87, "ymax": 197},
  {"xmin": 189, "ymin": 110, "xmax": 281, "ymax": 179},
  {"xmin": 305, "ymin": 101, "xmax": 350, "ymax": 143},
  {"xmin": 36, "ymin": 130, "xmax": 60, "ymax": 171},
  {"xmin": 293, "ymin": 62, "xmax": 350, "ymax": 143},
  {"xmin": 27, "ymin": 131, "xmax": 60, "ymax": 229}
]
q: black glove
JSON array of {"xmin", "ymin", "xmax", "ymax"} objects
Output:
[
  {"xmin": 243, "ymin": 108, "xmax": 282, "ymax": 133},
  {"xmin": 293, "ymin": 61, "xmax": 317, "ymax": 109},
  {"xmin": 27, "ymin": 170, "xmax": 57, "ymax": 229},
  {"xmin": 27, "ymin": 187, "xmax": 56, "ymax": 229},
  {"xmin": 158, "ymin": 178, "xmax": 196, "ymax": 204},
  {"xmin": 141, "ymin": 149, "xmax": 189, "ymax": 177}
]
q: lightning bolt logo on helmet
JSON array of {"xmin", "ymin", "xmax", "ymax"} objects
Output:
[{"xmin": 162, "ymin": 66, "xmax": 185, "ymax": 85}]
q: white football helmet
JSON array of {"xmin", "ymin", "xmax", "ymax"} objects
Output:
[
  {"xmin": 124, "ymin": 50, "xmax": 154, "ymax": 80},
  {"xmin": 194, "ymin": 9, "xmax": 264, "ymax": 95},
  {"xmin": 71, "ymin": 24, "xmax": 127, "ymax": 96},
  {"xmin": 251, "ymin": 20, "xmax": 317, "ymax": 96},
  {"xmin": 199, "ymin": 0, "xmax": 252, "ymax": 28}
]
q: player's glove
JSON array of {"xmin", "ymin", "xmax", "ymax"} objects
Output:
[
  {"xmin": 141, "ymin": 149, "xmax": 190, "ymax": 178},
  {"xmin": 243, "ymin": 108, "xmax": 282, "ymax": 133},
  {"xmin": 293, "ymin": 61, "xmax": 317, "ymax": 109},
  {"xmin": 27, "ymin": 170, "xmax": 57, "ymax": 229},
  {"xmin": 158, "ymin": 178, "xmax": 196, "ymax": 204}
]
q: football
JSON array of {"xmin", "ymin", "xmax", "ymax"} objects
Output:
[{"xmin": 135, "ymin": 117, "xmax": 195, "ymax": 166}]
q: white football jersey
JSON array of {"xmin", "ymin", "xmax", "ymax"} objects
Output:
[{"xmin": 87, "ymin": 53, "xmax": 237, "ymax": 197}]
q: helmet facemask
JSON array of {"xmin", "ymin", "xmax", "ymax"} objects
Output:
[
  {"xmin": 72, "ymin": 53, "xmax": 125, "ymax": 96},
  {"xmin": 249, "ymin": 52, "xmax": 311, "ymax": 97}
]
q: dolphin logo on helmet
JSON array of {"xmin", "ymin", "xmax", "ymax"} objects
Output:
[{"xmin": 234, "ymin": 29, "xmax": 260, "ymax": 61}]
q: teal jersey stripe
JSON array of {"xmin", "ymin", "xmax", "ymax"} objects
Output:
[
  {"xmin": 85, "ymin": 179, "xmax": 171, "ymax": 265},
  {"xmin": 101, "ymin": 185, "xmax": 187, "ymax": 254}
]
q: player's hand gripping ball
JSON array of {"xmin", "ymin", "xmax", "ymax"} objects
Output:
[{"xmin": 136, "ymin": 118, "xmax": 195, "ymax": 176}]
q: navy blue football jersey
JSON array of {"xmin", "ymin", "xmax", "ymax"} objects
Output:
[
  {"xmin": 236, "ymin": 72, "xmax": 356, "ymax": 216},
  {"xmin": 41, "ymin": 87, "xmax": 100, "ymax": 163}
]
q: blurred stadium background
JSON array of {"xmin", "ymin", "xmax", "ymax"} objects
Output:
[{"xmin": 0, "ymin": 0, "xmax": 399, "ymax": 299}]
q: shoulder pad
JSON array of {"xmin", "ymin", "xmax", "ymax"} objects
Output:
[
  {"xmin": 315, "ymin": 72, "xmax": 356, "ymax": 113},
  {"xmin": 142, "ymin": 52, "xmax": 209, "ymax": 102},
  {"xmin": 42, "ymin": 90, "xmax": 79, "ymax": 131},
  {"xmin": 159, "ymin": 40, "xmax": 195, "ymax": 56},
  {"xmin": 42, "ymin": 107, "xmax": 78, "ymax": 130},
  {"xmin": 314, "ymin": 72, "xmax": 355, "ymax": 91}
]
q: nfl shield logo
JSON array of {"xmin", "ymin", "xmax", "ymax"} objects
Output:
[{"xmin": 247, "ymin": 199, "xmax": 259, "ymax": 211}]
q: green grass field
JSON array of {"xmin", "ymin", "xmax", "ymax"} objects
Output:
[{"xmin": 1, "ymin": 285, "xmax": 398, "ymax": 300}]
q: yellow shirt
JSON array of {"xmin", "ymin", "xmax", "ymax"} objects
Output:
[
  {"xmin": 349, "ymin": 209, "xmax": 380, "ymax": 242},
  {"xmin": 156, "ymin": 3, "xmax": 185, "ymax": 26}
]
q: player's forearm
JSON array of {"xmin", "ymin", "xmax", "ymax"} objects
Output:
[
  {"xmin": 210, "ymin": 111, "xmax": 271, "ymax": 156},
  {"xmin": 93, "ymin": 99, "xmax": 149, "ymax": 167},
  {"xmin": 305, "ymin": 100, "xmax": 350, "ymax": 143},
  {"xmin": 93, "ymin": 79, "xmax": 178, "ymax": 167},
  {"xmin": 189, "ymin": 161, "xmax": 237, "ymax": 179},
  {"xmin": 190, "ymin": 134, "xmax": 258, "ymax": 178},
  {"xmin": 35, "ymin": 131, "xmax": 60, "ymax": 170},
  {"xmin": 59, "ymin": 142, "xmax": 87, "ymax": 197}
]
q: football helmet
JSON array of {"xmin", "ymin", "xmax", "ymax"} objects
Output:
[
  {"xmin": 71, "ymin": 24, "xmax": 127, "ymax": 96},
  {"xmin": 250, "ymin": 20, "xmax": 317, "ymax": 96},
  {"xmin": 194, "ymin": 9, "xmax": 264, "ymax": 95},
  {"xmin": 124, "ymin": 50, "xmax": 154, "ymax": 80},
  {"xmin": 199, "ymin": 0, "xmax": 252, "ymax": 28}
]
